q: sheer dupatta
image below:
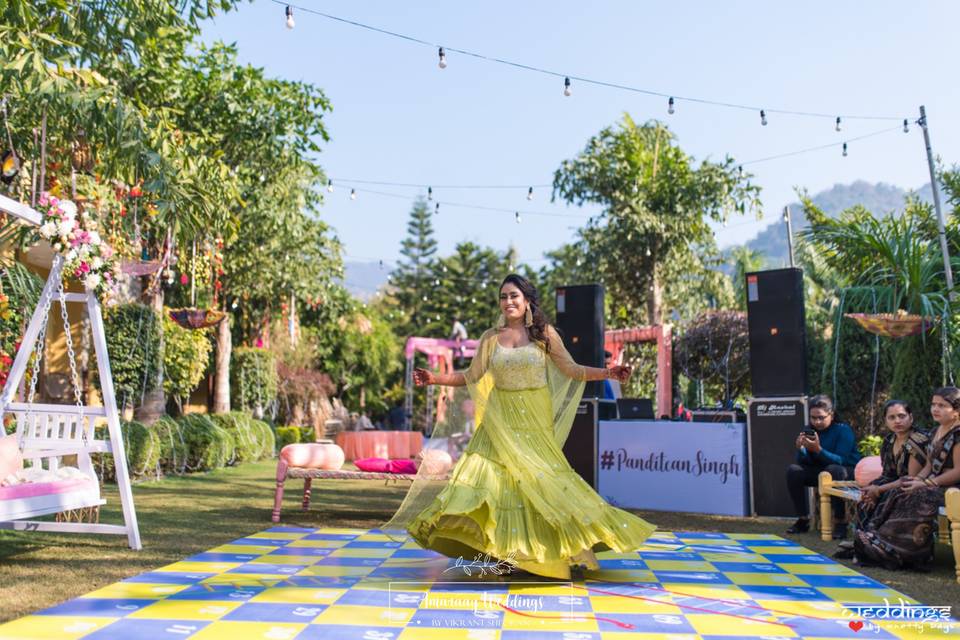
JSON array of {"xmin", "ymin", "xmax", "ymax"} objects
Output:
[{"xmin": 383, "ymin": 325, "xmax": 587, "ymax": 538}]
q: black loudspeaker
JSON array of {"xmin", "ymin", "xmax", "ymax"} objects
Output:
[
  {"xmin": 561, "ymin": 398, "xmax": 615, "ymax": 489},
  {"xmin": 748, "ymin": 397, "xmax": 807, "ymax": 516},
  {"xmin": 745, "ymin": 268, "xmax": 807, "ymax": 397},
  {"xmin": 555, "ymin": 284, "xmax": 605, "ymax": 398}
]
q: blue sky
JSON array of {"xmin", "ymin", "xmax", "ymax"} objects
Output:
[{"xmin": 202, "ymin": 1, "xmax": 959, "ymax": 270}]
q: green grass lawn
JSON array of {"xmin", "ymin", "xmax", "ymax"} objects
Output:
[{"xmin": 1, "ymin": 459, "xmax": 958, "ymax": 622}]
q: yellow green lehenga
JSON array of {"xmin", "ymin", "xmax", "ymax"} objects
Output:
[{"xmin": 402, "ymin": 327, "xmax": 656, "ymax": 580}]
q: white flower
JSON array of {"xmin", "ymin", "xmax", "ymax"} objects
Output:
[
  {"xmin": 88, "ymin": 231, "xmax": 101, "ymax": 246},
  {"xmin": 84, "ymin": 273, "xmax": 101, "ymax": 290},
  {"xmin": 78, "ymin": 244, "xmax": 91, "ymax": 258},
  {"xmin": 65, "ymin": 248, "xmax": 78, "ymax": 262},
  {"xmin": 57, "ymin": 220, "xmax": 75, "ymax": 237},
  {"xmin": 40, "ymin": 221, "xmax": 57, "ymax": 239},
  {"xmin": 92, "ymin": 257, "xmax": 103, "ymax": 270},
  {"xmin": 59, "ymin": 201, "xmax": 77, "ymax": 218}
]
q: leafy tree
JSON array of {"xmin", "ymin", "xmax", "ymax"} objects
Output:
[
  {"xmin": 552, "ymin": 114, "xmax": 759, "ymax": 326},
  {"xmin": 729, "ymin": 246, "xmax": 767, "ymax": 311}
]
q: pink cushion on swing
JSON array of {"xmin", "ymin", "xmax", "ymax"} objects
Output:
[
  {"xmin": 0, "ymin": 436, "xmax": 21, "ymax": 479},
  {"xmin": 0, "ymin": 476, "xmax": 93, "ymax": 500}
]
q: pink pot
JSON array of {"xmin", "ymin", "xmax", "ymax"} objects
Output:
[{"xmin": 855, "ymin": 455, "xmax": 883, "ymax": 487}]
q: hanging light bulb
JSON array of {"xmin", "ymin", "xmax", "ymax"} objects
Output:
[
  {"xmin": 515, "ymin": 211, "xmax": 521, "ymax": 224},
  {"xmin": 434, "ymin": 202, "xmax": 440, "ymax": 215},
  {"xmin": 842, "ymin": 142, "xmax": 848, "ymax": 157},
  {"xmin": 231, "ymin": 299, "xmax": 238, "ymax": 310},
  {"xmin": 285, "ymin": 5, "xmax": 295, "ymax": 29},
  {"xmin": 760, "ymin": 110, "xmax": 768, "ymax": 126},
  {"xmin": 835, "ymin": 116, "xmax": 842, "ymax": 132},
  {"xmin": 434, "ymin": 278, "xmax": 440, "ymax": 286},
  {"xmin": 326, "ymin": 179, "xmax": 333, "ymax": 193},
  {"xmin": 378, "ymin": 260, "xmax": 384, "ymax": 270},
  {"xmin": 427, "ymin": 186, "xmax": 433, "ymax": 201},
  {"xmin": 438, "ymin": 47, "xmax": 447, "ymax": 69},
  {"xmin": 668, "ymin": 97, "xmax": 675, "ymax": 115},
  {"xmin": 575, "ymin": 258, "xmax": 582, "ymax": 267},
  {"xmin": 350, "ymin": 188, "xmax": 357, "ymax": 200},
  {"xmin": 563, "ymin": 77, "xmax": 572, "ymax": 97},
  {"xmin": 903, "ymin": 118, "xmax": 910, "ymax": 133},
  {"xmin": 527, "ymin": 187, "xmax": 533, "ymax": 201},
  {"xmin": 737, "ymin": 165, "xmax": 743, "ymax": 180},
  {"xmin": 422, "ymin": 295, "xmax": 428, "ymax": 302}
]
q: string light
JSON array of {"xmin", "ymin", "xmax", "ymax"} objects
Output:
[
  {"xmin": 737, "ymin": 165, "xmax": 743, "ymax": 179},
  {"xmin": 760, "ymin": 110, "xmax": 768, "ymax": 126},
  {"xmin": 527, "ymin": 187, "xmax": 533, "ymax": 201},
  {"xmin": 427, "ymin": 186, "xmax": 433, "ymax": 200},
  {"xmin": 668, "ymin": 97, "xmax": 675, "ymax": 115},
  {"xmin": 350, "ymin": 188, "xmax": 357, "ymax": 200},
  {"xmin": 515, "ymin": 211, "xmax": 521, "ymax": 224},
  {"xmin": 327, "ymin": 179, "xmax": 333, "ymax": 193},
  {"xmin": 437, "ymin": 46, "xmax": 447, "ymax": 69},
  {"xmin": 284, "ymin": 5, "xmax": 295, "ymax": 29},
  {"xmin": 434, "ymin": 202, "xmax": 440, "ymax": 214},
  {"xmin": 835, "ymin": 116, "xmax": 842, "ymax": 132},
  {"xmin": 274, "ymin": 1, "xmax": 910, "ymax": 123},
  {"xmin": 903, "ymin": 118, "xmax": 910, "ymax": 133},
  {"xmin": 563, "ymin": 77, "xmax": 572, "ymax": 97},
  {"xmin": 842, "ymin": 142, "xmax": 848, "ymax": 157}
]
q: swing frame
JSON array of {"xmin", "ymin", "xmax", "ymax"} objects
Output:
[{"xmin": 0, "ymin": 193, "xmax": 141, "ymax": 549}]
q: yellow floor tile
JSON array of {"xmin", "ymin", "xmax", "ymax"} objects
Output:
[
  {"xmin": 312, "ymin": 604, "xmax": 412, "ymax": 626},
  {"xmin": 191, "ymin": 621, "xmax": 307, "ymax": 640},
  {"xmin": 398, "ymin": 628, "xmax": 501, "ymax": 640},
  {"xmin": 589, "ymin": 594, "xmax": 681, "ymax": 615},
  {"xmin": 816, "ymin": 588, "xmax": 919, "ymax": 604},
  {"xmin": 778, "ymin": 563, "xmax": 859, "ymax": 575},
  {"xmin": 250, "ymin": 586, "xmax": 345, "ymax": 604},
  {"xmin": 645, "ymin": 560, "xmax": 716, "ymax": 572},
  {"xmin": 501, "ymin": 609, "xmax": 600, "ymax": 632},
  {"xmin": 159, "ymin": 561, "xmax": 244, "ymax": 574},
  {"xmin": 80, "ymin": 582, "xmax": 188, "ymax": 599},
  {"xmin": 724, "ymin": 572, "xmax": 809, "ymax": 586},
  {"xmin": 686, "ymin": 612, "xmax": 795, "ymax": 636},
  {"xmin": 327, "ymin": 548, "xmax": 396, "ymax": 558},
  {"xmin": 128, "ymin": 599, "xmax": 241, "ymax": 621},
  {"xmin": 0, "ymin": 616, "xmax": 114, "ymax": 640}
]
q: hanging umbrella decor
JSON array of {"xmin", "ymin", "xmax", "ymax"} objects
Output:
[
  {"xmin": 168, "ymin": 307, "xmax": 226, "ymax": 330},
  {"xmin": 844, "ymin": 310, "xmax": 939, "ymax": 339}
]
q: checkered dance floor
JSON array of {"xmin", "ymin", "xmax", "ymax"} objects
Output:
[{"xmin": 2, "ymin": 527, "xmax": 956, "ymax": 639}]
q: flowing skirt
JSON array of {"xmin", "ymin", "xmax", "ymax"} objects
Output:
[
  {"xmin": 853, "ymin": 486, "xmax": 942, "ymax": 569},
  {"xmin": 407, "ymin": 385, "xmax": 656, "ymax": 580}
]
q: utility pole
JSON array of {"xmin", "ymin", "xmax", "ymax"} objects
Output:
[
  {"xmin": 919, "ymin": 105, "xmax": 955, "ymax": 300},
  {"xmin": 783, "ymin": 206, "xmax": 795, "ymax": 268}
]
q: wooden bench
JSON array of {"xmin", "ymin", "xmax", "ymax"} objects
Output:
[{"xmin": 818, "ymin": 471, "xmax": 960, "ymax": 583}]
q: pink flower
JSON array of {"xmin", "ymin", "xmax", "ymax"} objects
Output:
[
  {"xmin": 77, "ymin": 262, "xmax": 90, "ymax": 275},
  {"xmin": 38, "ymin": 193, "xmax": 49, "ymax": 207},
  {"xmin": 100, "ymin": 245, "xmax": 114, "ymax": 259}
]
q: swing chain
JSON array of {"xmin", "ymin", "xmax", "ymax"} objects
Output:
[
  {"xmin": 56, "ymin": 276, "xmax": 87, "ymax": 445},
  {"xmin": 20, "ymin": 271, "xmax": 57, "ymax": 449}
]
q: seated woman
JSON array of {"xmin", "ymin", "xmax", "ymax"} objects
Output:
[
  {"xmin": 854, "ymin": 387, "xmax": 960, "ymax": 569},
  {"xmin": 835, "ymin": 400, "xmax": 927, "ymax": 559}
]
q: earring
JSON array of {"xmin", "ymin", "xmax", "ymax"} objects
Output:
[
  {"xmin": 524, "ymin": 307, "xmax": 533, "ymax": 327},
  {"xmin": 496, "ymin": 313, "xmax": 506, "ymax": 328}
]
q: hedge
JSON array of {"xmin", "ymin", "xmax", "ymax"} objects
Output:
[
  {"xmin": 275, "ymin": 426, "xmax": 301, "ymax": 450},
  {"xmin": 162, "ymin": 312, "xmax": 213, "ymax": 404},
  {"xmin": 154, "ymin": 415, "xmax": 189, "ymax": 475},
  {"xmin": 94, "ymin": 420, "xmax": 161, "ymax": 482},
  {"xmin": 249, "ymin": 417, "xmax": 276, "ymax": 459},
  {"xmin": 210, "ymin": 412, "xmax": 259, "ymax": 463},
  {"xmin": 102, "ymin": 303, "xmax": 163, "ymax": 408},
  {"xmin": 231, "ymin": 347, "xmax": 278, "ymax": 416},
  {"xmin": 177, "ymin": 414, "xmax": 236, "ymax": 471}
]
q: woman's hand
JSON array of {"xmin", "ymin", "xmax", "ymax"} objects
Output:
[
  {"xmin": 413, "ymin": 368, "xmax": 435, "ymax": 387},
  {"xmin": 900, "ymin": 477, "xmax": 926, "ymax": 493},
  {"xmin": 801, "ymin": 432, "xmax": 822, "ymax": 454},
  {"xmin": 607, "ymin": 365, "xmax": 632, "ymax": 383},
  {"xmin": 861, "ymin": 485, "xmax": 882, "ymax": 503}
]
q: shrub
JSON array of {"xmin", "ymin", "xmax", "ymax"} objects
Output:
[
  {"xmin": 210, "ymin": 412, "xmax": 259, "ymax": 463},
  {"xmin": 674, "ymin": 310, "xmax": 751, "ymax": 406},
  {"xmin": 94, "ymin": 420, "xmax": 161, "ymax": 482},
  {"xmin": 154, "ymin": 415, "xmax": 189, "ymax": 475},
  {"xmin": 232, "ymin": 347, "xmax": 277, "ymax": 417},
  {"xmin": 249, "ymin": 418, "xmax": 276, "ymax": 458},
  {"xmin": 177, "ymin": 414, "xmax": 236, "ymax": 471},
  {"xmin": 275, "ymin": 425, "xmax": 300, "ymax": 451},
  {"xmin": 858, "ymin": 435, "xmax": 883, "ymax": 457},
  {"xmin": 102, "ymin": 303, "xmax": 163, "ymax": 410},
  {"xmin": 162, "ymin": 312, "xmax": 213, "ymax": 406}
]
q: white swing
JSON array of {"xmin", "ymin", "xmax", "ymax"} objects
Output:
[{"xmin": 0, "ymin": 194, "xmax": 141, "ymax": 549}]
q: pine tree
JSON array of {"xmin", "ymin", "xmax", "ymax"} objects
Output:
[{"xmin": 389, "ymin": 198, "xmax": 438, "ymax": 336}]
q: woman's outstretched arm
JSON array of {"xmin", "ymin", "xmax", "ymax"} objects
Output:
[
  {"xmin": 413, "ymin": 369, "xmax": 466, "ymax": 387},
  {"xmin": 544, "ymin": 325, "xmax": 630, "ymax": 382}
]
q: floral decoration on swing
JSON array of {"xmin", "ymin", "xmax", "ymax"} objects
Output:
[
  {"xmin": 844, "ymin": 310, "xmax": 939, "ymax": 339},
  {"xmin": 36, "ymin": 192, "xmax": 119, "ymax": 297}
]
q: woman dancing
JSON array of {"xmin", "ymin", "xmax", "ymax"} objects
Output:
[{"xmin": 405, "ymin": 274, "xmax": 656, "ymax": 580}]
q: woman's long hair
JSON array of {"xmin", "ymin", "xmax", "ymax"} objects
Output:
[{"xmin": 500, "ymin": 273, "xmax": 551, "ymax": 352}]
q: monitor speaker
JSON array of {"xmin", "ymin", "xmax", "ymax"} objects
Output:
[
  {"xmin": 555, "ymin": 284, "xmax": 605, "ymax": 397},
  {"xmin": 745, "ymin": 268, "xmax": 807, "ymax": 397}
]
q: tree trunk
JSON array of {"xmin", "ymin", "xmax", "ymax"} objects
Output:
[
  {"xmin": 646, "ymin": 258, "xmax": 663, "ymax": 325},
  {"xmin": 213, "ymin": 314, "xmax": 232, "ymax": 413}
]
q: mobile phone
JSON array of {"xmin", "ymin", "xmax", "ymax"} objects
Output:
[{"xmin": 801, "ymin": 429, "xmax": 816, "ymax": 437}]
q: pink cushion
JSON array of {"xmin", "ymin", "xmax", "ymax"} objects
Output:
[
  {"xmin": 0, "ymin": 436, "xmax": 22, "ymax": 479},
  {"xmin": 280, "ymin": 443, "xmax": 345, "ymax": 470},
  {"xmin": 0, "ymin": 476, "xmax": 93, "ymax": 500},
  {"xmin": 388, "ymin": 459, "xmax": 417, "ymax": 474},
  {"xmin": 855, "ymin": 455, "xmax": 883, "ymax": 487},
  {"xmin": 354, "ymin": 457, "xmax": 391, "ymax": 473}
]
